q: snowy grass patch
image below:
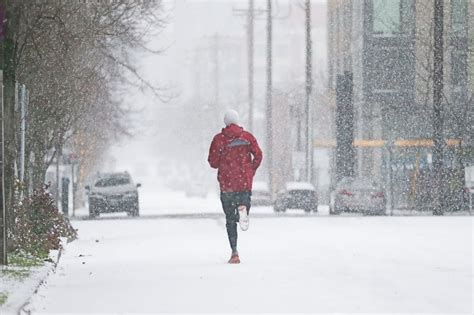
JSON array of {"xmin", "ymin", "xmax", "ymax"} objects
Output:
[
  {"xmin": 0, "ymin": 251, "xmax": 45, "ymax": 281},
  {"xmin": 1, "ymin": 267, "xmax": 31, "ymax": 280},
  {"xmin": 0, "ymin": 292, "xmax": 7, "ymax": 306},
  {"xmin": 9, "ymin": 251, "xmax": 45, "ymax": 268},
  {"xmin": 0, "ymin": 248, "xmax": 61, "ymax": 314}
]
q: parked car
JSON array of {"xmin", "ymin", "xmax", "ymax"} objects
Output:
[
  {"xmin": 464, "ymin": 166, "xmax": 473, "ymax": 212},
  {"xmin": 464, "ymin": 184, "xmax": 473, "ymax": 212},
  {"xmin": 252, "ymin": 181, "xmax": 272, "ymax": 206},
  {"xmin": 86, "ymin": 172, "xmax": 141, "ymax": 218},
  {"xmin": 329, "ymin": 177, "xmax": 386, "ymax": 215},
  {"xmin": 415, "ymin": 167, "xmax": 470, "ymax": 212},
  {"xmin": 274, "ymin": 182, "xmax": 318, "ymax": 213}
]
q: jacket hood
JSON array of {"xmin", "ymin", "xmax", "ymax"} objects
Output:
[{"xmin": 222, "ymin": 124, "xmax": 243, "ymax": 139}]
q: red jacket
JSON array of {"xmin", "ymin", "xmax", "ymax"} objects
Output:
[{"xmin": 208, "ymin": 124, "xmax": 263, "ymax": 192}]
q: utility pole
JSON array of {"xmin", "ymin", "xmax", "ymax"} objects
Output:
[
  {"xmin": 233, "ymin": 1, "xmax": 263, "ymax": 132},
  {"xmin": 304, "ymin": 0, "xmax": 313, "ymax": 182},
  {"xmin": 266, "ymin": 0, "xmax": 273, "ymax": 196},
  {"xmin": 214, "ymin": 33, "xmax": 220, "ymax": 112},
  {"xmin": 71, "ymin": 161, "xmax": 75, "ymax": 217},
  {"xmin": 433, "ymin": 0, "xmax": 444, "ymax": 216},
  {"xmin": 56, "ymin": 145, "xmax": 61, "ymax": 209},
  {"xmin": 191, "ymin": 35, "xmax": 234, "ymax": 129},
  {"xmin": 247, "ymin": 0, "xmax": 255, "ymax": 132}
]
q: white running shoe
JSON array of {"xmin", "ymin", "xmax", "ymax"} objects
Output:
[{"xmin": 238, "ymin": 205, "xmax": 249, "ymax": 231}]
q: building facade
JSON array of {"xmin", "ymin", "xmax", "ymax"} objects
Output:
[{"xmin": 328, "ymin": 0, "xmax": 473, "ymax": 208}]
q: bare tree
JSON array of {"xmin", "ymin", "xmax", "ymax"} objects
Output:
[
  {"xmin": 9, "ymin": 0, "xmax": 168, "ymax": 189},
  {"xmin": 0, "ymin": 1, "xmax": 168, "ymax": 259}
]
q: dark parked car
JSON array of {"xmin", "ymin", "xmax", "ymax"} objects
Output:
[
  {"xmin": 329, "ymin": 177, "xmax": 386, "ymax": 215},
  {"xmin": 415, "ymin": 167, "xmax": 471, "ymax": 212},
  {"xmin": 466, "ymin": 185, "xmax": 473, "ymax": 212},
  {"xmin": 274, "ymin": 182, "xmax": 318, "ymax": 213},
  {"xmin": 86, "ymin": 172, "xmax": 141, "ymax": 218}
]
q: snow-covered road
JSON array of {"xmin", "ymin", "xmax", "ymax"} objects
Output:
[{"xmin": 28, "ymin": 203, "xmax": 473, "ymax": 314}]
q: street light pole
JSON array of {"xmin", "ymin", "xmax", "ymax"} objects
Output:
[
  {"xmin": 433, "ymin": 0, "xmax": 444, "ymax": 215},
  {"xmin": 19, "ymin": 84, "xmax": 26, "ymax": 184},
  {"xmin": 214, "ymin": 33, "xmax": 220, "ymax": 113},
  {"xmin": 266, "ymin": 0, "xmax": 273, "ymax": 196},
  {"xmin": 247, "ymin": 0, "xmax": 254, "ymax": 132},
  {"xmin": 304, "ymin": 0, "xmax": 313, "ymax": 182}
]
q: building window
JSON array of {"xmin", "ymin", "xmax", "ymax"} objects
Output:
[
  {"xmin": 452, "ymin": 0, "xmax": 467, "ymax": 36},
  {"xmin": 451, "ymin": 50, "xmax": 467, "ymax": 89},
  {"xmin": 373, "ymin": 0, "xmax": 413, "ymax": 36}
]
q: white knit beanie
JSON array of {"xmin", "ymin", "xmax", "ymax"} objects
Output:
[{"xmin": 224, "ymin": 109, "xmax": 240, "ymax": 126}]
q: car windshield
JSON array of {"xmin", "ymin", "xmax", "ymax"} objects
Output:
[
  {"xmin": 289, "ymin": 190, "xmax": 315, "ymax": 196},
  {"xmin": 339, "ymin": 177, "xmax": 378, "ymax": 189},
  {"xmin": 95, "ymin": 176, "xmax": 130, "ymax": 187}
]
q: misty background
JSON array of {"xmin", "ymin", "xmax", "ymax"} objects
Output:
[{"xmin": 107, "ymin": 0, "xmax": 329, "ymax": 194}]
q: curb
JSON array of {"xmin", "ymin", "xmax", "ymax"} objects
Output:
[{"xmin": 17, "ymin": 245, "xmax": 64, "ymax": 315}]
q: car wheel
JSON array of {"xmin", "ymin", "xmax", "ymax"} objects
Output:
[
  {"xmin": 375, "ymin": 209, "xmax": 386, "ymax": 216},
  {"xmin": 330, "ymin": 206, "xmax": 342, "ymax": 215},
  {"xmin": 274, "ymin": 205, "xmax": 285, "ymax": 213},
  {"xmin": 274, "ymin": 201, "xmax": 286, "ymax": 213},
  {"xmin": 89, "ymin": 205, "xmax": 99, "ymax": 218},
  {"xmin": 88, "ymin": 199, "xmax": 99, "ymax": 218},
  {"xmin": 129, "ymin": 200, "xmax": 140, "ymax": 217},
  {"xmin": 364, "ymin": 210, "xmax": 384, "ymax": 216}
]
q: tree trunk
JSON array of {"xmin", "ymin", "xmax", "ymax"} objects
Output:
[
  {"xmin": 31, "ymin": 148, "xmax": 47, "ymax": 190},
  {"xmin": 3, "ymin": 0, "xmax": 19, "ymax": 255}
]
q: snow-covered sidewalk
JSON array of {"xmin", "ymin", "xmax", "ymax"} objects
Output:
[{"xmin": 27, "ymin": 214, "xmax": 473, "ymax": 314}]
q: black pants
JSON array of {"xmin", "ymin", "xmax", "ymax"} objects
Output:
[{"xmin": 220, "ymin": 191, "xmax": 251, "ymax": 252}]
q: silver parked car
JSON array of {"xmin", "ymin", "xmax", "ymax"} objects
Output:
[
  {"xmin": 86, "ymin": 172, "xmax": 141, "ymax": 218},
  {"xmin": 329, "ymin": 177, "xmax": 386, "ymax": 215},
  {"xmin": 274, "ymin": 182, "xmax": 318, "ymax": 213}
]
